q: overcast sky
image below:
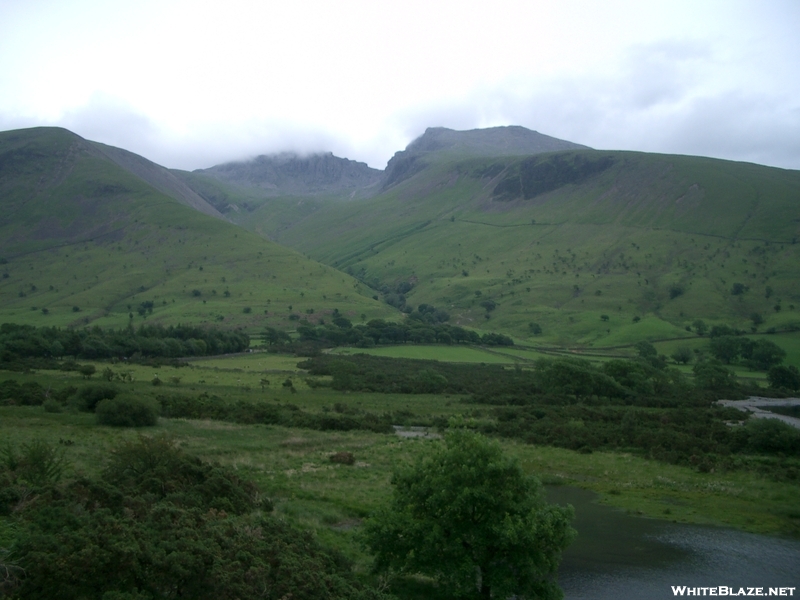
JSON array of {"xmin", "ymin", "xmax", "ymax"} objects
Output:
[{"xmin": 1, "ymin": 0, "xmax": 798, "ymax": 171}]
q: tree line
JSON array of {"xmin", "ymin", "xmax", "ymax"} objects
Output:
[
  {"xmin": 0, "ymin": 322, "xmax": 250, "ymax": 362},
  {"xmin": 269, "ymin": 317, "xmax": 513, "ymax": 351}
]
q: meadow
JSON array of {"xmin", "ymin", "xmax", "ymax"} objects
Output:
[{"xmin": 2, "ymin": 348, "xmax": 798, "ymax": 543}]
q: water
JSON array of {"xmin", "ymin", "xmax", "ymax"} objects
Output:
[{"xmin": 547, "ymin": 486, "xmax": 800, "ymax": 600}]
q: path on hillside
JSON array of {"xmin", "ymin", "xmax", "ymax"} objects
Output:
[{"xmin": 717, "ymin": 397, "xmax": 800, "ymax": 430}]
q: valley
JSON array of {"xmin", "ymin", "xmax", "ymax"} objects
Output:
[{"xmin": 1, "ymin": 123, "xmax": 799, "ymax": 599}]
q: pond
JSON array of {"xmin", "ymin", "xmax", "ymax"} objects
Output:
[{"xmin": 547, "ymin": 487, "xmax": 800, "ymax": 600}]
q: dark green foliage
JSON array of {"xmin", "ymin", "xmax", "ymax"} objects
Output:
[
  {"xmin": 708, "ymin": 325, "xmax": 742, "ymax": 338},
  {"xmin": 42, "ymin": 398, "xmax": 62, "ymax": 413},
  {"xmin": 709, "ymin": 336, "xmax": 744, "ymax": 364},
  {"xmin": 157, "ymin": 392, "xmax": 394, "ymax": 433},
  {"xmin": 493, "ymin": 152, "xmax": 615, "ymax": 201},
  {"xmin": 0, "ymin": 322, "xmax": 249, "ymax": 362},
  {"xmin": 744, "ymin": 339, "xmax": 786, "ymax": 370},
  {"xmin": 731, "ymin": 282, "xmax": 748, "ymax": 295},
  {"xmin": 364, "ymin": 430, "xmax": 574, "ymax": 599},
  {"xmin": 634, "ymin": 341, "xmax": 657, "ymax": 358},
  {"xmin": 693, "ymin": 320, "xmax": 708, "ymax": 335},
  {"xmin": 1, "ymin": 439, "xmax": 66, "ymax": 489},
  {"xmin": 7, "ymin": 437, "xmax": 385, "ymax": 600},
  {"xmin": 708, "ymin": 336, "xmax": 785, "ymax": 371},
  {"xmin": 768, "ymin": 365, "xmax": 800, "ymax": 391},
  {"xmin": 263, "ymin": 326, "xmax": 292, "ymax": 346},
  {"xmin": 480, "ymin": 300, "xmax": 497, "ymax": 312},
  {"xmin": 77, "ymin": 364, "xmax": 96, "ymax": 379},
  {"xmin": 329, "ymin": 452, "xmax": 355, "ymax": 465},
  {"xmin": 72, "ymin": 383, "xmax": 118, "ymax": 412},
  {"xmin": 298, "ymin": 354, "xmax": 790, "ymax": 473},
  {"xmin": 743, "ymin": 419, "xmax": 800, "ymax": 455},
  {"xmin": 332, "ymin": 316, "xmax": 352, "ymax": 329},
  {"xmin": 692, "ymin": 361, "xmax": 740, "ymax": 392},
  {"xmin": 671, "ymin": 346, "xmax": 693, "ymax": 365},
  {"xmin": 0, "ymin": 379, "xmax": 46, "ymax": 406},
  {"xmin": 96, "ymin": 394, "xmax": 159, "ymax": 427},
  {"xmin": 300, "ymin": 354, "xmax": 696, "ymax": 404},
  {"xmin": 537, "ymin": 358, "xmax": 628, "ymax": 401},
  {"xmin": 294, "ymin": 318, "xmax": 511, "ymax": 349},
  {"xmin": 668, "ymin": 284, "xmax": 684, "ymax": 299},
  {"xmin": 102, "ymin": 436, "xmax": 262, "ymax": 512}
]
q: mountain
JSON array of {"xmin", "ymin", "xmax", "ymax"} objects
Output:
[
  {"xmin": 239, "ymin": 144, "xmax": 800, "ymax": 345},
  {"xmin": 0, "ymin": 127, "xmax": 395, "ymax": 329},
  {"xmin": 186, "ymin": 151, "xmax": 381, "ymax": 202},
  {"xmin": 4, "ymin": 124, "xmax": 799, "ymax": 347},
  {"xmin": 382, "ymin": 126, "xmax": 589, "ymax": 188},
  {"xmin": 181, "ymin": 126, "xmax": 590, "ymax": 241}
]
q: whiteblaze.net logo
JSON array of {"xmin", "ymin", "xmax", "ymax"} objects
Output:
[{"xmin": 672, "ymin": 587, "xmax": 796, "ymax": 597}]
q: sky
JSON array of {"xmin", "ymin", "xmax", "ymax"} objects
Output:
[{"xmin": 1, "ymin": 0, "xmax": 798, "ymax": 171}]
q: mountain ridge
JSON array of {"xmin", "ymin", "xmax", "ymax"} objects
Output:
[{"xmin": 0, "ymin": 126, "xmax": 394, "ymax": 330}]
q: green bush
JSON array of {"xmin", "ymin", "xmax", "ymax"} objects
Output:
[
  {"xmin": 42, "ymin": 398, "xmax": 62, "ymax": 413},
  {"xmin": 8, "ymin": 438, "xmax": 383, "ymax": 600},
  {"xmin": 745, "ymin": 418, "xmax": 800, "ymax": 454},
  {"xmin": 72, "ymin": 383, "xmax": 118, "ymax": 412},
  {"xmin": 96, "ymin": 394, "xmax": 159, "ymax": 427},
  {"xmin": 1, "ymin": 439, "xmax": 66, "ymax": 488}
]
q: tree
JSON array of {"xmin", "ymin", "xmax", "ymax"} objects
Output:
[
  {"xmin": 364, "ymin": 430, "xmax": 575, "ymax": 600},
  {"xmin": 768, "ymin": 365, "xmax": 800, "ymax": 391},
  {"xmin": 708, "ymin": 335, "xmax": 742, "ymax": 364},
  {"xmin": 671, "ymin": 346, "xmax": 693, "ymax": 365},
  {"xmin": 634, "ymin": 341, "xmax": 657, "ymax": 359},
  {"xmin": 693, "ymin": 319, "xmax": 708, "ymax": 336},
  {"xmin": 746, "ymin": 339, "xmax": 786, "ymax": 371},
  {"xmin": 692, "ymin": 361, "xmax": 739, "ymax": 392}
]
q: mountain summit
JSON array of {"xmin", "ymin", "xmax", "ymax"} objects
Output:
[
  {"xmin": 383, "ymin": 126, "xmax": 588, "ymax": 188},
  {"xmin": 195, "ymin": 152, "xmax": 382, "ymax": 198}
]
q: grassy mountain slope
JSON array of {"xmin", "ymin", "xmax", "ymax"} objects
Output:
[
  {"xmin": 260, "ymin": 149, "xmax": 800, "ymax": 345},
  {"xmin": 177, "ymin": 126, "xmax": 590, "ymax": 243},
  {"xmin": 0, "ymin": 127, "xmax": 396, "ymax": 330}
]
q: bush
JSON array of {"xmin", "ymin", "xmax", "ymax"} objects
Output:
[
  {"xmin": 1, "ymin": 439, "xmax": 66, "ymax": 487},
  {"xmin": 96, "ymin": 394, "xmax": 159, "ymax": 427},
  {"xmin": 745, "ymin": 418, "xmax": 800, "ymax": 454},
  {"xmin": 42, "ymin": 398, "xmax": 62, "ymax": 413},
  {"xmin": 329, "ymin": 451, "xmax": 355, "ymax": 465},
  {"xmin": 72, "ymin": 384, "xmax": 118, "ymax": 412}
]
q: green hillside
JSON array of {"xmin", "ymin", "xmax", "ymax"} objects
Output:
[
  {"xmin": 247, "ymin": 149, "xmax": 800, "ymax": 346},
  {"xmin": 0, "ymin": 127, "xmax": 396, "ymax": 331}
]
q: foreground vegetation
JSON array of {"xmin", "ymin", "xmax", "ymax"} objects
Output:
[{"xmin": 1, "ymin": 345, "xmax": 799, "ymax": 598}]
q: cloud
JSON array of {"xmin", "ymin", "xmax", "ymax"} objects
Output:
[
  {"xmin": 384, "ymin": 38, "xmax": 800, "ymax": 170},
  {"xmin": 60, "ymin": 93, "xmax": 160, "ymax": 150}
]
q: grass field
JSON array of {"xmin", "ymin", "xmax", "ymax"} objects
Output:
[
  {"xmin": 329, "ymin": 345, "xmax": 518, "ymax": 363},
  {"xmin": 2, "ymin": 401, "xmax": 798, "ymax": 573},
  {"xmin": 2, "ymin": 350, "xmax": 798, "ymax": 547}
]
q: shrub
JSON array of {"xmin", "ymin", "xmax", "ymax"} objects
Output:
[
  {"xmin": 745, "ymin": 418, "xmax": 800, "ymax": 454},
  {"xmin": 768, "ymin": 365, "xmax": 800, "ymax": 391},
  {"xmin": 329, "ymin": 451, "xmax": 355, "ymax": 465},
  {"xmin": 42, "ymin": 398, "xmax": 62, "ymax": 413},
  {"xmin": 1, "ymin": 439, "xmax": 66, "ymax": 487},
  {"xmin": 96, "ymin": 394, "xmax": 159, "ymax": 427},
  {"xmin": 78, "ymin": 364, "xmax": 96, "ymax": 379},
  {"xmin": 72, "ymin": 384, "xmax": 118, "ymax": 412}
]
